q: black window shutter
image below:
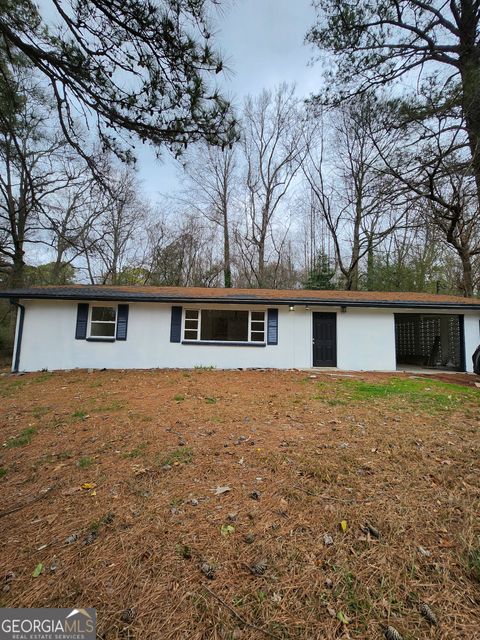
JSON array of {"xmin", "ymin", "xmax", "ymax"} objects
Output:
[
  {"xmin": 170, "ymin": 306, "xmax": 183, "ymax": 342},
  {"xmin": 75, "ymin": 303, "xmax": 89, "ymax": 340},
  {"xmin": 116, "ymin": 304, "xmax": 129, "ymax": 340},
  {"xmin": 267, "ymin": 308, "xmax": 278, "ymax": 345}
]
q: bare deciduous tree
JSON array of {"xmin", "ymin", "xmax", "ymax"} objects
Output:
[
  {"xmin": 180, "ymin": 144, "xmax": 238, "ymax": 287},
  {"xmin": 240, "ymin": 84, "xmax": 310, "ymax": 287},
  {"xmin": 39, "ymin": 157, "xmax": 105, "ymax": 284},
  {"xmin": 89, "ymin": 168, "xmax": 145, "ymax": 285},
  {"xmin": 307, "ymin": 0, "xmax": 480, "ymax": 224},
  {"xmin": 372, "ymin": 103, "xmax": 480, "ymax": 296},
  {"xmin": 0, "ymin": 72, "xmax": 80, "ymax": 286},
  {"xmin": 304, "ymin": 96, "xmax": 408, "ymax": 290},
  {"xmin": 144, "ymin": 212, "xmax": 222, "ymax": 286}
]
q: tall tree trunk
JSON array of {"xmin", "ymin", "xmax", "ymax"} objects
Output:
[
  {"xmin": 366, "ymin": 234, "xmax": 375, "ymax": 291},
  {"xmin": 348, "ymin": 261, "xmax": 359, "ymax": 290},
  {"xmin": 51, "ymin": 233, "xmax": 68, "ymax": 284},
  {"xmin": 223, "ymin": 215, "xmax": 232, "ymax": 288},
  {"xmin": 348, "ymin": 205, "xmax": 362, "ymax": 290},
  {"xmin": 221, "ymin": 181, "xmax": 232, "ymax": 288},
  {"xmin": 257, "ymin": 237, "xmax": 265, "ymax": 288},
  {"xmin": 459, "ymin": 2, "xmax": 480, "ymax": 214},
  {"xmin": 9, "ymin": 247, "xmax": 25, "ymax": 288},
  {"xmin": 257, "ymin": 203, "xmax": 270, "ymax": 288},
  {"xmin": 459, "ymin": 248, "xmax": 474, "ymax": 297}
]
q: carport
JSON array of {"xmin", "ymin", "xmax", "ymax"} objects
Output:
[{"xmin": 394, "ymin": 313, "xmax": 465, "ymax": 371}]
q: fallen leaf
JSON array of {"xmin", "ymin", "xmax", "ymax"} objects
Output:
[
  {"xmin": 32, "ymin": 563, "xmax": 43, "ymax": 578},
  {"xmin": 132, "ymin": 465, "xmax": 149, "ymax": 476},
  {"xmin": 340, "ymin": 520, "xmax": 348, "ymax": 533},
  {"xmin": 438, "ymin": 539, "xmax": 455, "ymax": 548},
  {"xmin": 337, "ymin": 610, "xmax": 349, "ymax": 624},
  {"xmin": 220, "ymin": 524, "xmax": 235, "ymax": 536},
  {"xmin": 213, "ymin": 485, "xmax": 231, "ymax": 495},
  {"xmin": 81, "ymin": 483, "xmax": 96, "ymax": 490}
]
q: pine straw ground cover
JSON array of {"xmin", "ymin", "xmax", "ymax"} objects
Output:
[{"xmin": 0, "ymin": 369, "xmax": 479, "ymax": 640}]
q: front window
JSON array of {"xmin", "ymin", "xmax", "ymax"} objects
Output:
[
  {"xmin": 184, "ymin": 309, "xmax": 265, "ymax": 343},
  {"xmin": 89, "ymin": 306, "xmax": 116, "ymax": 338}
]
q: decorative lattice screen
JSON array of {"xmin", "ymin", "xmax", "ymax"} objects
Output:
[{"xmin": 395, "ymin": 314, "xmax": 461, "ymax": 369}]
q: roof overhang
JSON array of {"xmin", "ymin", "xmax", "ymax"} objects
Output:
[{"xmin": 1, "ymin": 289, "xmax": 480, "ymax": 310}]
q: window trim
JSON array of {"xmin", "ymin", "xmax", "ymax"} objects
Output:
[
  {"xmin": 181, "ymin": 340, "xmax": 266, "ymax": 348},
  {"xmin": 87, "ymin": 304, "xmax": 118, "ymax": 341},
  {"xmin": 182, "ymin": 308, "xmax": 266, "ymax": 345}
]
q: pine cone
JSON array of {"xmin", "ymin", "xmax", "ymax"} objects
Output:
[
  {"xmin": 120, "ymin": 608, "xmax": 135, "ymax": 624},
  {"xmin": 200, "ymin": 562, "xmax": 215, "ymax": 579},
  {"xmin": 419, "ymin": 602, "xmax": 438, "ymax": 625},
  {"xmin": 362, "ymin": 522, "xmax": 380, "ymax": 539},
  {"xmin": 384, "ymin": 625, "xmax": 403, "ymax": 640},
  {"xmin": 250, "ymin": 558, "xmax": 268, "ymax": 575},
  {"xmin": 83, "ymin": 530, "xmax": 98, "ymax": 546}
]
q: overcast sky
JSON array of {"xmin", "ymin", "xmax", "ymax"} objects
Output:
[{"xmin": 137, "ymin": 0, "xmax": 320, "ymax": 198}]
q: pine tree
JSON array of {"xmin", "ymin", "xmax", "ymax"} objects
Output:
[
  {"xmin": 304, "ymin": 252, "xmax": 335, "ymax": 290},
  {"xmin": 0, "ymin": 0, "xmax": 236, "ymax": 165}
]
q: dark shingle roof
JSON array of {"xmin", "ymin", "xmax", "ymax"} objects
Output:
[{"xmin": 1, "ymin": 285, "xmax": 479, "ymax": 309}]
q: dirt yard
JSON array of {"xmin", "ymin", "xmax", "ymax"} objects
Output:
[{"xmin": 1, "ymin": 369, "xmax": 479, "ymax": 639}]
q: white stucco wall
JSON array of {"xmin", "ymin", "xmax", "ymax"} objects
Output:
[
  {"xmin": 14, "ymin": 299, "xmax": 480, "ymax": 372},
  {"xmin": 464, "ymin": 314, "xmax": 480, "ymax": 372},
  {"xmin": 17, "ymin": 301, "xmax": 296, "ymax": 372},
  {"xmin": 336, "ymin": 308, "xmax": 397, "ymax": 371}
]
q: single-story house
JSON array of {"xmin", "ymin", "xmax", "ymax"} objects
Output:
[{"xmin": 1, "ymin": 285, "xmax": 479, "ymax": 373}]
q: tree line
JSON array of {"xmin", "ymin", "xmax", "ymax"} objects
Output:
[
  {"xmin": 0, "ymin": 0, "xmax": 479, "ymax": 309},
  {"xmin": 1, "ymin": 79, "xmax": 477, "ymax": 297}
]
